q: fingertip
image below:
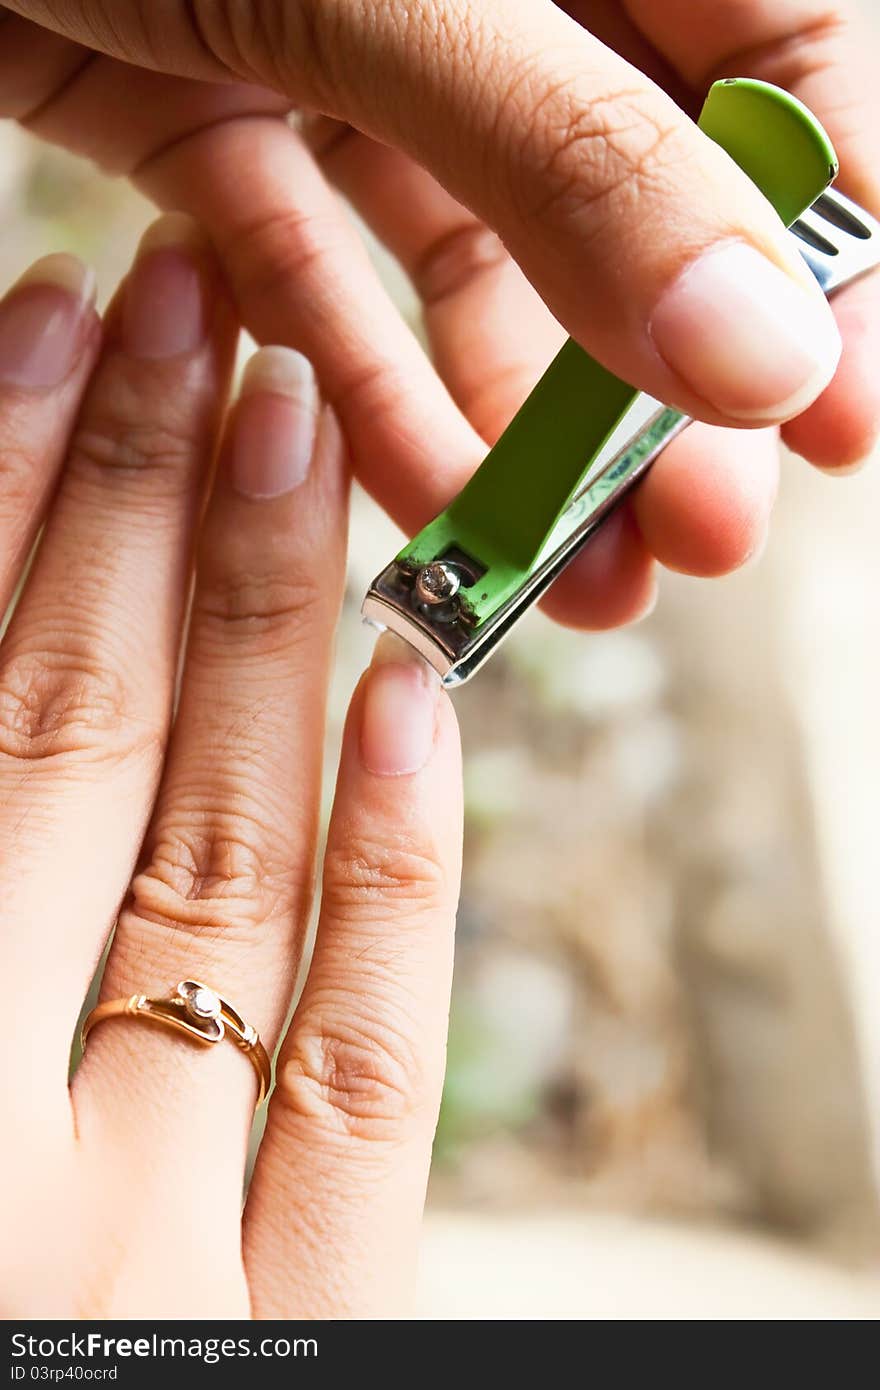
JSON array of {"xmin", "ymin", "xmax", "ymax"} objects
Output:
[
  {"xmin": 649, "ymin": 241, "xmax": 842, "ymax": 425},
  {"xmin": 633, "ymin": 423, "xmax": 779, "ymax": 577},
  {"xmin": 13, "ymin": 252, "xmax": 97, "ymax": 307},
  {"xmin": 229, "ymin": 347, "xmax": 319, "ymax": 499},
  {"xmin": 0, "ymin": 253, "xmax": 99, "ymax": 391},
  {"xmin": 326, "ymin": 633, "xmax": 462, "ymax": 903},
  {"xmin": 240, "ymin": 344, "xmax": 317, "ymax": 404},
  {"xmin": 781, "ymin": 275, "xmax": 880, "ymax": 472},
  {"xmin": 336, "ymin": 630, "xmax": 461, "ymax": 805},
  {"xmin": 120, "ymin": 212, "xmax": 219, "ymax": 361},
  {"xmin": 360, "ymin": 633, "xmax": 443, "ymax": 778},
  {"xmin": 539, "ymin": 507, "xmax": 658, "ymax": 630}
]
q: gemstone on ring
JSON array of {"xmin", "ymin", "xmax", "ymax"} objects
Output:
[{"xmin": 185, "ymin": 985, "xmax": 222, "ymax": 1022}]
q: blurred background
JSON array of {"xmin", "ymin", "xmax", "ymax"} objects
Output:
[{"xmin": 3, "ymin": 1, "xmax": 880, "ymax": 1320}]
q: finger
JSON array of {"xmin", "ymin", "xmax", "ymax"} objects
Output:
[
  {"xmin": 539, "ymin": 504, "xmax": 657, "ymax": 630},
  {"xmin": 624, "ymin": 1, "xmax": 880, "ymax": 207},
  {"xmin": 622, "ymin": 0, "xmax": 880, "ymax": 466},
  {"xmin": 74, "ymin": 351, "xmax": 348, "ymax": 1247},
  {"xmin": 13, "ymin": 0, "xmax": 842, "ymax": 427},
  {"xmin": 0, "ymin": 215, "xmax": 235, "ymax": 1071},
  {"xmin": 781, "ymin": 271, "xmax": 880, "ymax": 471},
  {"xmin": 0, "ymin": 7, "xmax": 92, "ymax": 118},
  {"xmin": 134, "ymin": 113, "xmax": 487, "ymax": 536},
  {"xmin": 299, "ymin": 0, "xmax": 701, "ymax": 440},
  {"xmin": 244, "ymin": 634, "xmax": 462, "ymax": 1319},
  {"xmin": 565, "ymin": 0, "xmax": 695, "ymax": 107},
  {"xmin": 0, "ymin": 254, "xmax": 100, "ymax": 609},
  {"xmin": 539, "ymin": 422, "xmax": 780, "ymax": 627},
  {"xmin": 0, "ymin": 21, "xmax": 487, "ymax": 539},
  {"xmin": 304, "ymin": 115, "xmax": 566, "ymax": 445},
  {"xmin": 632, "ymin": 421, "xmax": 780, "ymax": 575},
  {"xmin": 4, "ymin": 13, "xmax": 290, "ymax": 171}
]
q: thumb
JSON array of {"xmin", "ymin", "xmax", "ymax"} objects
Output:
[{"xmin": 15, "ymin": 0, "xmax": 841, "ymax": 424}]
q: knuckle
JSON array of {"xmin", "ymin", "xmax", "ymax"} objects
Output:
[
  {"xmin": 194, "ymin": 568, "xmax": 325, "ymax": 648},
  {"xmin": 0, "ymin": 443, "xmax": 43, "ymax": 516},
  {"xmin": 224, "ymin": 205, "xmax": 353, "ymax": 313},
  {"xmin": 511, "ymin": 78, "xmax": 687, "ymax": 233},
  {"xmin": 321, "ymin": 827, "xmax": 448, "ymax": 926},
  {"xmin": 70, "ymin": 405, "xmax": 206, "ymax": 502},
  {"xmin": 413, "ymin": 220, "xmax": 508, "ymax": 306},
  {"xmin": 14, "ymin": 49, "xmax": 98, "ymax": 127},
  {"xmin": 0, "ymin": 646, "xmax": 155, "ymax": 764},
  {"xmin": 127, "ymin": 817, "xmax": 295, "ymax": 941},
  {"xmin": 189, "ymin": 0, "xmax": 334, "ymax": 102},
  {"xmin": 275, "ymin": 1008, "xmax": 435, "ymax": 1141}
]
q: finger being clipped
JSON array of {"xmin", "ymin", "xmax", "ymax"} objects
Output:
[{"xmin": 245, "ymin": 636, "xmax": 462, "ymax": 1319}]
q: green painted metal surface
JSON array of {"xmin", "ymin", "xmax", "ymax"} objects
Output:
[{"xmin": 699, "ymin": 78, "xmax": 838, "ymax": 226}]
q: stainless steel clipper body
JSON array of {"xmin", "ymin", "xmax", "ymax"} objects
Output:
[{"xmin": 363, "ymin": 84, "xmax": 880, "ymax": 688}]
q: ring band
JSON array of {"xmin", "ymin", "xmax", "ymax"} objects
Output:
[{"xmin": 81, "ymin": 979, "xmax": 272, "ymax": 1105}]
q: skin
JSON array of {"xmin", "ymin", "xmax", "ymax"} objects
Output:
[
  {"xmin": 0, "ymin": 224, "xmax": 462, "ymax": 1318},
  {"xmin": 1, "ymin": 1, "xmax": 878, "ymax": 633}
]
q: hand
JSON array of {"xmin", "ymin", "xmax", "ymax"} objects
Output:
[
  {"xmin": 0, "ymin": 217, "xmax": 462, "ymax": 1318},
  {"xmin": 2, "ymin": 1, "xmax": 878, "ymax": 632}
]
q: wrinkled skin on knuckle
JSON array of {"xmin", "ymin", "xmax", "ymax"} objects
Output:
[
  {"xmin": 503, "ymin": 64, "xmax": 691, "ymax": 243},
  {"xmin": 320, "ymin": 824, "xmax": 450, "ymax": 927},
  {"xmin": 0, "ymin": 646, "xmax": 160, "ymax": 765},
  {"xmin": 0, "ymin": 441, "xmax": 48, "ymax": 516},
  {"xmin": 67, "ymin": 358, "xmax": 216, "ymax": 490},
  {"xmin": 222, "ymin": 203, "xmax": 358, "ymax": 319},
  {"xmin": 413, "ymin": 220, "xmax": 508, "ymax": 305},
  {"xmin": 194, "ymin": 565, "xmax": 326, "ymax": 653},
  {"xmin": 69, "ymin": 421, "xmax": 205, "ymax": 504},
  {"xmin": 276, "ymin": 1008, "xmax": 439, "ymax": 1142},
  {"xmin": 126, "ymin": 816, "xmax": 296, "ymax": 940},
  {"xmin": 188, "ymin": 0, "xmax": 340, "ymax": 103}
]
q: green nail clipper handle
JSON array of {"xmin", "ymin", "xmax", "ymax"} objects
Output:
[{"xmin": 363, "ymin": 79, "xmax": 839, "ymax": 684}]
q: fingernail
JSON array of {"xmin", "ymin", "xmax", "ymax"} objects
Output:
[
  {"xmin": 361, "ymin": 633, "xmax": 440, "ymax": 776},
  {"xmin": 121, "ymin": 212, "xmax": 207, "ymax": 359},
  {"xmin": 0, "ymin": 254, "xmax": 95, "ymax": 388},
  {"xmin": 230, "ymin": 347, "xmax": 318, "ymax": 498},
  {"xmin": 650, "ymin": 242, "xmax": 842, "ymax": 421}
]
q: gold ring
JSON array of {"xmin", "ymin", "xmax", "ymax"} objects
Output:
[{"xmin": 81, "ymin": 979, "xmax": 272, "ymax": 1105}]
